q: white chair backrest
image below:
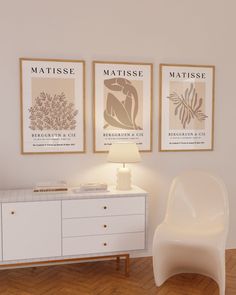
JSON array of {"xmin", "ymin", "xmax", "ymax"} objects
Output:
[{"xmin": 165, "ymin": 171, "xmax": 229, "ymax": 231}]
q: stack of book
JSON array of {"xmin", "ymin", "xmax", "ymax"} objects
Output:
[
  {"xmin": 33, "ymin": 181, "xmax": 68, "ymax": 193},
  {"xmin": 73, "ymin": 183, "xmax": 108, "ymax": 193}
]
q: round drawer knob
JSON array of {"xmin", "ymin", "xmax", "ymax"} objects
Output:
[
  {"xmin": 103, "ymin": 242, "xmax": 107, "ymax": 246},
  {"xmin": 103, "ymin": 206, "xmax": 107, "ymax": 210},
  {"xmin": 103, "ymin": 224, "xmax": 107, "ymax": 228},
  {"xmin": 11, "ymin": 211, "xmax": 15, "ymax": 215}
]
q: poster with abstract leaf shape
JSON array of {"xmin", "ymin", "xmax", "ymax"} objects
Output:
[
  {"xmin": 160, "ymin": 64, "xmax": 214, "ymax": 151},
  {"xmin": 93, "ymin": 61, "xmax": 152, "ymax": 152},
  {"xmin": 20, "ymin": 58, "xmax": 85, "ymax": 153}
]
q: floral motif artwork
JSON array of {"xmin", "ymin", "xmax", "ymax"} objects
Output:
[
  {"xmin": 20, "ymin": 58, "xmax": 85, "ymax": 154},
  {"xmin": 167, "ymin": 83, "xmax": 208, "ymax": 129},
  {"xmin": 29, "ymin": 92, "xmax": 78, "ymax": 130},
  {"xmin": 93, "ymin": 62, "xmax": 152, "ymax": 152},
  {"xmin": 160, "ymin": 64, "xmax": 215, "ymax": 151}
]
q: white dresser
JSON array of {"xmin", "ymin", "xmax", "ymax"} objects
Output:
[{"xmin": 0, "ymin": 186, "xmax": 147, "ymax": 274}]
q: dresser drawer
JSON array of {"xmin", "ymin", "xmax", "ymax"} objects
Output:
[
  {"xmin": 63, "ymin": 214, "xmax": 145, "ymax": 237},
  {"xmin": 62, "ymin": 196, "xmax": 145, "ymax": 218},
  {"xmin": 63, "ymin": 232, "xmax": 145, "ymax": 256}
]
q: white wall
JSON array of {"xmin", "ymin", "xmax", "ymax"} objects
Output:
[{"xmin": 0, "ymin": 0, "xmax": 236, "ymax": 252}]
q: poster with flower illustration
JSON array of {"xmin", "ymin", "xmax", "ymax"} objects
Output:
[
  {"xmin": 20, "ymin": 58, "xmax": 85, "ymax": 154},
  {"xmin": 93, "ymin": 61, "xmax": 153, "ymax": 152},
  {"xmin": 160, "ymin": 64, "xmax": 214, "ymax": 151}
]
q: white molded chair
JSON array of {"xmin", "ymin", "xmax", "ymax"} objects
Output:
[{"xmin": 152, "ymin": 171, "xmax": 229, "ymax": 295}]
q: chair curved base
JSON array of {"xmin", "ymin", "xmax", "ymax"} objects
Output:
[
  {"xmin": 154, "ymin": 270, "xmax": 225, "ymax": 295},
  {"xmin": 153, "ymin": 241, "xmax": 226, "ymax": 295}
]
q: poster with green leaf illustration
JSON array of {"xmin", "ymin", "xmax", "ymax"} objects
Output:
[
  {"xmin": 20, "ymin": 58, "xmax": 85, "ymax": 154},
  {"xmin": 93, "ymin": 61, "xmax": 152, "ymax": 152},
  {"xmin": 160, "ymin": 64, "xmax": 214, "ymax": 151}
]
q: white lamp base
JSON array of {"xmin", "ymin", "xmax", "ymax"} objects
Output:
[{"xmin": 116, "ymin": 167, "xmax": 131, "ymax": 190}]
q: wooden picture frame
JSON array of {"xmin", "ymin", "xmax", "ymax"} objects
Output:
[
  {"xmin": 20, "ymin": 58, "xmax": 85, "ymax": 154},
  {"xmin": 93, "ymin": 61, "xmax": 153, "ymax": 152},
  {"xmin": 159, "ymin": 64, "xmax": 215, "ymax": 151}
]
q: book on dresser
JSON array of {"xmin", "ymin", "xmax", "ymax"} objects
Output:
[
  {"xmin": 73, "ymin": 182, "xmax": 108, "ymax": 193},
  {"xmin": 33, "ymin": 181, "xmax": 68, "ymax": 193}
]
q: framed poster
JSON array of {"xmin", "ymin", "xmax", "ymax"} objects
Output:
[
  {"xmin": 20, "ymin": 58, "xmax": 85, "ymax": 154},
  {"xmin": 159, "ymin": 64, "xmax": 214, "ymax": 151},
  {"xmin": 93, "ymin": 61, "xmax": 153, "ymax": 152}
]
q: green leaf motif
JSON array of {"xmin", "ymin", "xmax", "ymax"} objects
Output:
[{"xmin": 167, "ymin": 83, "xmax": 208, "ymax": 129}]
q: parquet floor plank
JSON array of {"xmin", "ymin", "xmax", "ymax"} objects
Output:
[{"xmin": 0, "ymin": 249, "xmax": 235, "ymax": 294}]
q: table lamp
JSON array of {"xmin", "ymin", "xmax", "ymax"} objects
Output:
[{"xmin": 107, "ymin": 142, "xmax": 141, "ymax": 190}]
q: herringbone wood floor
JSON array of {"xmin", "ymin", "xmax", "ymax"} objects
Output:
[{"xmin": 0, "ymin": 250, "xmax": 235, "ymax": 295}]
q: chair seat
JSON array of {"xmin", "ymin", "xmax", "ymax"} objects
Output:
[{"xmin": 156, "ymin": 222, "xmax": 225, "ymax": 247}]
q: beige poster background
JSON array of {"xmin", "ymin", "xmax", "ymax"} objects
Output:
[
  {"xmin": 169, "ymin": 81, "xmax": 206, "ymax": 130},
  {"xmin": 32, "ymin": 78, "xmax": 75, "ymax": 103},
  {"xmin": 103, "ymin": 79, "xmax": 143, "ymax": 130}
]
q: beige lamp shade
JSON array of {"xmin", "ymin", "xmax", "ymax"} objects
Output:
[{"xmin": 107, "ymin": 142, "xmax": 141, "ymax": 163}]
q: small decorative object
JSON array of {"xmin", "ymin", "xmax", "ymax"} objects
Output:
[
  {"xmin": 159, "ymin": 64, "xmax": 214, "ymax": 151},
  {"xmin": 93, "ymin": 61, "xmax": 153, "ymax": 152},
  {"xmin": 20, "ymin": 58, "xmax": 85, "ymax": 154},
  {"xmin": 107, "ymin": 142, "xmax": 141, "ymax": 190}
]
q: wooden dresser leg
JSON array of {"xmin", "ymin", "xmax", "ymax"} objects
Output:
[
  {"xmin": 125, "ymin": 254, "xmax": 130, "ymax": 277},
  {"xmin": 116, "ymin": 256, "xmax": 120, "ymax": 270}
]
